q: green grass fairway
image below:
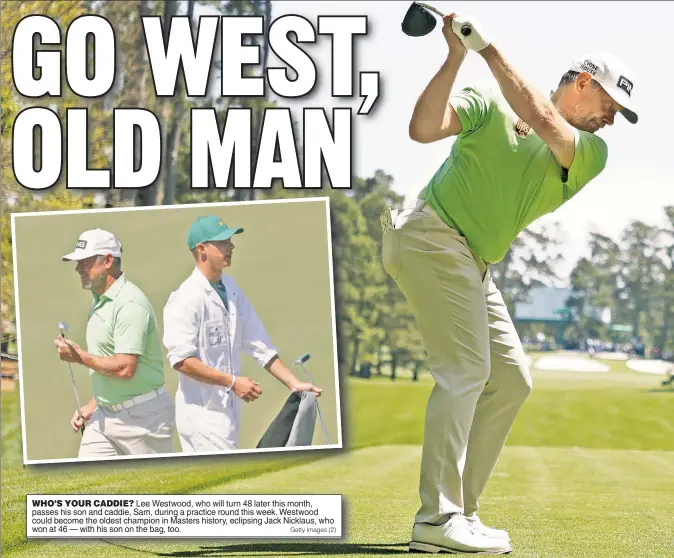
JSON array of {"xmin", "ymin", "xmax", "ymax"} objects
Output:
[
  {"xmin": 349, "ymin": 358, "xmax": 674, "ymax": 451},
  {"xmin": 3, "ymin": 354, "xmax": 674, "ymax": 556},
  {"xmin": 5, "ymin": 446, "xmax": 674, "ymax": 557}
]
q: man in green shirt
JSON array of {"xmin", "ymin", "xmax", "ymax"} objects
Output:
[
  {"xmin": 382, "ymin": 13, "xmax": 637, "ymax": 555},
  {"xmin": 54, "ymin": 228, "xmax": 174, "ymax": 458}
]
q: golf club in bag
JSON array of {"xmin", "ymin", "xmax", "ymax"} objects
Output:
[
  {"xmin": 293, "ymin": 353, "xmax": 330, "ymax": 445},
  {"xmin": 57, "ymin": 321, "xmax": 85, "ymax": 436},
  {"xmin": 401, "ymin": 2, "xmax": 473, "ymax": 38}
]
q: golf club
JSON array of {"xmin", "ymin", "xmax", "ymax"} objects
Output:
[
  {"xmin": 293, "ymin": 353, "xmax": 330, "ymax": 445},
  {"xmin": 401, "ymin": 2, "xmax": 472, "ymax": 38},
  {"xmin": 57, "ymin": 321, "xmax": 85, "ymax": 436}
]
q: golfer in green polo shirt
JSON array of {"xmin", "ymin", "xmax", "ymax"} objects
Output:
[
  {"xmin": 54, "ymin": 228, "xmax": 174, "ymax": 458},
  {"xmin": 382, "ymin": 13, "xmax": 637, "ymax": 555}
]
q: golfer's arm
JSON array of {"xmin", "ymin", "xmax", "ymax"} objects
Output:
[
  {"xmin": 80, "ymin": 352, "xmax": 138, "ymax": 380},
  {"xmin": 83, "ymin": 397, "xmax": 97, "ymax": 417},
  {"xmin": 264, "ymin": 355, "xmax": 301, "ymax": 390},
  {"xmin": 409, "ymin": 51, "xmax": 467, "ymax": 143},
  {"xmin": 479, "ymin": 44, "xmax": 576, "ymax": 168},
  {"xmin": 173, "ymin": 357, "xmax": 233, "ymax": 388}
]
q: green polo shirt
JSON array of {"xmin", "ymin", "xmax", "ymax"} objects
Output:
[
  {"xmin": 85, "ymin": 274, "xmax": 165, "ymax": 406},
  {"xmin": 419, "ymin": 82, "xmax": 608, "ymax": 264}
]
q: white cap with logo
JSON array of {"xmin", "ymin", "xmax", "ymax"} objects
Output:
[
  {"xmin": 62, "ymin": 229, "xmax": 122, "ymax": 261},
  {"xmin": 569, "ymin": 52, "xmax": 637, "ymax": 124}
]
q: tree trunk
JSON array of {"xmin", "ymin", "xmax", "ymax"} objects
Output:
[
  {"xmin": 412, "ymin": 362, "xmax": 420, "ymax": 382},
  {"xmin": 660, "ymin": 303, "xmax": 670, "ymax": 350},
  {"xmin": 118, "ymin": 0, "xmax": 152, "ymax": 207},
  {"xmin": 349, "ymin": 336, "xmax": 360, "ymax": 377},
  {"xmin": 390, "ymin": 354, "xmax": 397, "ymax": 381},
  {"xmin": 163, "ymin": 0, "xmax": 194, "ymax": 206},
  {"xmin": 375, "ymin": 343, "xmax": 383, "ymax": 375},
  {"xmin": 249, "ymin": 0, "xmax": 273, "ymax": 202},
  {"xmin": 163, "ymin": 114, "xmax": 183, "ymax": 206},
  {"xmin": 632, "ymin": 309, "xmax": 641, "ymax": 340},
  {"xmin": 139, "ymin": 0, "xmax": 179, "ymax": 207}
]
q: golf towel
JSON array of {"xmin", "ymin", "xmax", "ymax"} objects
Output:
[{"xmin": 256, "ymin": 391, "xmax": 317, "ymax": 448}]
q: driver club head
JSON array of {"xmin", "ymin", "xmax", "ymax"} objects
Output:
[
  {"xmin": 401, "ymin": 2, "xmax": 438, "ymax": 37},
  {"xmin": 401, "ymin": 2, "xmax": 473, "ymax": 38}
]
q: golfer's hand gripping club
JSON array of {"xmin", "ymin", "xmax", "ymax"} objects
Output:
[
  {"xmin": 451, "ymin": 13, "xmax": 492, "ymax": 52},
  {"xmin": 420, "ymin": 4, "xmax": 472, "ymax": 38}
]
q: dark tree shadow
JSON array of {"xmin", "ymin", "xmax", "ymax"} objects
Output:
[{"xmin": 104, "ymin": 541, "xmax": 410, "ymax": 556}]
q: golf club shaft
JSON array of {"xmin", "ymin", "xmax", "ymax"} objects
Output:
[
  {"xmin": 416, "ymin": 2, "xmax": 444, "ymax": 17},
  {"xmin": 60, "ymin": 329, "xmax": 85, "ymax": 435},
  {"xmin": 300, "ymin": 363, "xmax": 330, "ymax": 445}
]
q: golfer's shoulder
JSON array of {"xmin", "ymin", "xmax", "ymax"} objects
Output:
[
  {"xmin": 453, "ymin": 80, "xmax": 496, "ymax": 100},
  {"xmin": 116, "ymin": 279, "xmax": 155, "ymax": 314},
  {"xmin": 575, "ymin": 128, "xmax": 609, "ymax": 168},
  {"xmin": 451, "ymin": 81, "xmax": 501, "ymax": 123}
]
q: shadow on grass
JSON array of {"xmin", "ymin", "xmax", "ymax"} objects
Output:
[{"xmin": 104, "ymin": 541, "xmax": 410, "ymax": 556}]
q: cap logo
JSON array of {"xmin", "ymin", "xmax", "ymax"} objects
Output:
[
  {"xmin": 617, "ymin": 75, "xmax": 633, "ymax": 96},
  {"xmin": 76, "ymin": 240, "xmax": 87, "ymax": 249},
  {"xmin": 218, "ymin": 220, "xmax": 225, "ymax": 227},
  {"xmin": 579, "ymin": 60, "xmax": 599, "ymax": 75}
]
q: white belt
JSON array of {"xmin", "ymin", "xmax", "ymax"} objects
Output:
[{"xmin": 104, "ymin": 388, "xmax": 166, "ymax": 412}]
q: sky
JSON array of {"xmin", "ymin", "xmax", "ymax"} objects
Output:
[{"xmin": 258, "ymin": 1, "xmax": 674, "ymax": 282}]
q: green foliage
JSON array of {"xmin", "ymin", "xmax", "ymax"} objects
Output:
[
  {"xmin": 1, "ymin": 191, "xmax": 95, "ymax": 330},
  {"xmin": 568, "ymin": 209, "xmax": 674, "ymax": 351},
  {"xmin": 490, "ymin": 222, "xmax": 564, "ymax": 313}
]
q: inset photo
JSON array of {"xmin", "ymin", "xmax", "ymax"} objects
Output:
[{"xmin": 12, "ymin": 197, "xmax": 341, "ymax": 464}]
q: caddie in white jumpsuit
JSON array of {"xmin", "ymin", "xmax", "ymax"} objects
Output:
[{"xmin": 163, "ymin": 215, "xmax": 323, "ymax": 452}]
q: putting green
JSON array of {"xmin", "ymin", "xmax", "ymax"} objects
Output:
[
  {"xmin": 6, "ymin": 445, "xmax": 674, "ymax": 557},
  {"xmin": 11, "ymin": 199, "xmax": 341, "ymax": 462}
]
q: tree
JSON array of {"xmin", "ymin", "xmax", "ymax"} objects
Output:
[
  {"xmin": 616, "ymin": 221, "xmax": 662, "ymax": 341},
  {"xmin": 1, "ymin": 192, "xmax": 96, "ymax": 338},
  {"xmin": 490, "ymin": 222, "xmax": 564, "ymax": 314},
  {"xmin": 566, "ymin": 232, "xmax": 621, "ymax": 340},
  {"xmin": 1, "ymin": 1, "xmax": 92, "ymax": 199},
  {"xmin": 655, "ymin": 206, "xmax": 674, "ymax": 351}
]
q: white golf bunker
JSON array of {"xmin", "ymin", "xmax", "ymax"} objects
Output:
[
  {"xmin": 626, "ymin": 359, "xmax": 673, "ymax": 375},
  {"xmin": 533, "ymin": 355, "xmax": 610, "ymax": 373}
]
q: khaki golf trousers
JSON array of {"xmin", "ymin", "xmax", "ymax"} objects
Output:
[
  {"xmin": 382, "ymin": 200, "xmax": 532, "ymax": 523},
  {"xmin": 79, "ymin": 389, "xmax": 174, "ymax": 458}
]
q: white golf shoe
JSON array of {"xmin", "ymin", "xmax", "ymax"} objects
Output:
[
  {"xmin": 463, "ymin": 514, "xmax": 510, "ymax": 542},
  {"xmin": 409, "ymin": 514, "xmax": 512, "ymax": 554}
]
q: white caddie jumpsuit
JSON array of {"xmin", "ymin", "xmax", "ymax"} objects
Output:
[{"xmin": 162, "ymin": 268, "xmax": 278, "ymax": 452}]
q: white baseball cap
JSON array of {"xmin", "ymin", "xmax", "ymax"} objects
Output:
[
  {"xmin": 62, "ymin": 229, "xmax": 122, "ymax": 261},
  {"xmin": 569, "ymin": 52, "xmax": 637, "ymax": 124}
]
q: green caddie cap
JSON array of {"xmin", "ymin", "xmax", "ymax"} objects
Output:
[{"xmin": 187, "ymin": 215, "xmax": 244, "ymax": 250}]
